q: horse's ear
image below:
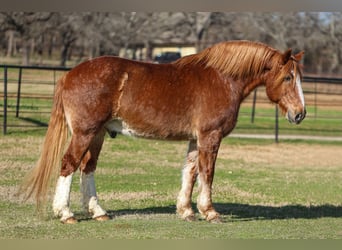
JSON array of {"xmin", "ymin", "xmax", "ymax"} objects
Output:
[
  {"xmin": 294, "ymin": 51, "xmax": 304, "ymax": 61},
  {"xmin": 282, "ymin": 49, "xmax": 292, "ymax": 64}
]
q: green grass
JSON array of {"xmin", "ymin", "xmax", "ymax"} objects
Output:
[
  {"xmin": 234, "ymin": 106, "xmax": 342, "ymax": 136},
  {"xmin": 2, "ymin": 100, "xmax": 342, "ymax": 137},
  {"xmin": 1, "ymin": 130, "xmax": 342, "ymax": 239}
]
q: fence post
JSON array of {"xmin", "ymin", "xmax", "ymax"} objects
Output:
[
  {"xmin": 314, "ymin": 80, "xmax": 317, "ymax": 119},
  {"xmin": 16, "ymin": 67, "xmax": 22, "ymax": 118},
  {"xmin": 3, "ymin": 66, "xmax": 8, "ymax": 135},
  {"xmin": 275, "ymin": 104, "xmax": 279, "ymax": 143},
  {"xmin": 53, "ymin": 69, "xmax": 56, "ymax": 91},
  {"xmin": 251, "ymin": 89, "xmax": 257, "ymax": 123}
]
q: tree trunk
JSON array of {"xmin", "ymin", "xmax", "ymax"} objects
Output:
[
  {"xmin": 194, "ymin": 12, "xmax": 212, "ymax": 52},
  {"xmin": 60, "ymin": 44, "xmax": 70, "ymax": 67},
  {"xmin": 22, "ymin": 40, "xmax": 30, "ymax": 65},
  {"xmin": 144, "ymin": 40, "xmax": 152, "ymax": 61},
  {"xmin": 30, "ymin": 38, "xmax": 35, "ymax": 59},
  {"xmin": 6, "ymin": 30, "xmax": 15, "ymax": 58},
  {"xmin": 48, "ymin": 35, "xmax": 54, "ymax": 59}
]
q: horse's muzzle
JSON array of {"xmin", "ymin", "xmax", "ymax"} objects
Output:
[{"xmin": 287, "ymin": 109, "xmax": 306, "ymax": 124}]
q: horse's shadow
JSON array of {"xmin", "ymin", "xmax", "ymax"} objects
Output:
[
  {"xmin": 214, "ymin": 203, "xmax": 342, "ymax": 220},
  {"xmin": 103, "ymin": 203, "xmax": 342, "ymax": 222}
]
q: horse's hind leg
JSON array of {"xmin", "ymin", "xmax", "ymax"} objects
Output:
[
  {"xmin": 53, "ymin": 132, "xmax": 96, "ymax": 224},
  {"xmin": 79, "ymin": 129, "xmax": 109, "ymax": 221},
  {"xmin": 177, "ymin": 140, "xmax": 198, "ymax": 221}
]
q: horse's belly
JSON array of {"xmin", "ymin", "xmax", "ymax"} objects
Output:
[{"xmin": 104, "ymin": 118, "xmax": 193, "ymax": 140}]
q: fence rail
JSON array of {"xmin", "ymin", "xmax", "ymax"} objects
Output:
[
  {"xmin": 1, "ymin": 64, "xmax": 70, "ymax": 135},
  {"xmin": 1, "ymin": 64, "xmax": 342, "ymax": 141},
  {"xmin": 303, "ymin": 76, "xmax": 342, "ymax": 84}
]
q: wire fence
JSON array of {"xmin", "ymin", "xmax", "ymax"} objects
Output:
[{"xmin": 1, "ymin": 64, "xmax": 342, "ymax": 141}]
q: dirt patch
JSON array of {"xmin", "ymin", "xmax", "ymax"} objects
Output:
[
  {"xmin": 218, "ymin": 143, "xmax": 342, "ymax": 169},
  {"xmin": 100, "ymin": 191, "xmax": 158, "ymax": 201},
  {"xmin": 0, "ymin": 186, "xmax": 21, "ymax": 203},
  {"xmin": 96, "ymin": 167, "xmax": 147, "ymax": 176}
]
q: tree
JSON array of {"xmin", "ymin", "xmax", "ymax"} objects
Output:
[
  {"xmin": 0, "ymin": 12, "xmax": 53, "ymax": 65},
  {"xmin": 183, "ymin": 12, "xmax": 212, "ymax": 52},
  {"xmin": 0, "ymin": 12, "xmax": 342, "ymax": 75}
]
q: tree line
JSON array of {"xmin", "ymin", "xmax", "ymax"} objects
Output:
[{"xmin": 0, "ymin": 12, "xmax": 341, "ymax": 75}]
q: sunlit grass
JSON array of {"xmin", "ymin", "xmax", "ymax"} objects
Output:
[{"xmin": 1, "ymin": 131, "xmax": 342, "ymax": 239}]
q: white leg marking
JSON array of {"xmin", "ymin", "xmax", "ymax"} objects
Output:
[
  {"xmin": 177, "ymin": 141, "xmax": 198, "ymax": 219},
  {"xmin": 177, "ymin": 160, "xmax": 196, "ymax": 217},
  {"xmin": 80, "ymin": 172, "xmax": 107, "ymax": 218},
  {"xmin": 53, "ymin": 174, "xmax": 74, "ymax": 221},
  {"xmin": 296, "ymin": 74, "xmax": 305, "ymax": 107},
  {"xmin": 197, "ymin": 174, "xmax": 219, "ymax": 221}
]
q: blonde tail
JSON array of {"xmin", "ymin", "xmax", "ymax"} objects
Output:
[{"xmin": 20, "ymin": 75, "xmax": 69, "ymax": 210}]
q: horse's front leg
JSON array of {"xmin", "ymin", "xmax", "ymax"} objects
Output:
[
  {"xmin": 197, "ymin": 130, "xmax": 222, "ymax": 222},
  {"xmin": 177, "ymin": 140, "xmax": 198, "ymax": 221}
]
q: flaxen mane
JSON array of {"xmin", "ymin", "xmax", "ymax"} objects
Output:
[{"xmin": 174, "ymin": 40, "xmax": 278, "ymax": 79}]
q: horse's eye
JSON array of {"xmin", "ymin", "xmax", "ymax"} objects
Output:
[{"xmin": 284, "ymin": 76, "xmax": 292, "ymax": 82}]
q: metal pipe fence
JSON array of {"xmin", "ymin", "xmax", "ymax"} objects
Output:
[
  {"xmin": 1, "ymin": 64, "xmax": 70, "ymax": 134},
  {"xmin": 1, "ymin": 65, "xmax": 342, "ymax": 141},
  {"xmin": 249, "ymin": 76, "xmax": 342, "ymax": 142}
]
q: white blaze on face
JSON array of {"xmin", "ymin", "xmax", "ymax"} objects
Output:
[
  {"xmin": 291, "ymin": 70, "xmax": 305, "ymax": 107},
  {"xmin": 296, "ymin": 73, "xmax": 305, "ymax": 107}
]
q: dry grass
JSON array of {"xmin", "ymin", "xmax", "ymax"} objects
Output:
[{"xmin": 218, "ymin": 143, "xmax": 342, "ymax": 170}]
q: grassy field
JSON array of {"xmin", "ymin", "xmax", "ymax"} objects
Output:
[
  {"xmin": 1, "ymin": 66, "xmax": 342, "ymax": 239},
  {"xmin": 1, "ymin": 129, "xmax": 342, "ymax": 239}
]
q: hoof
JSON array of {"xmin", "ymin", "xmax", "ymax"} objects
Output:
[
  {"xmin": 61, "ymin": 217, "xmax": 78, "ymax": 224},
  {"xmin": 201, "ymin": 210, "xmax": 221, "ymax": 223},
  {"xmin": 94, "ymin": 214, "xmax": 110, "ymax": 221},
  {"xmin": 208, "ymin": 216, "xmax": 223, "ymax": 224},
  {"xmin": 184, "ymin": 214, "xmax": 197, "ymax": 222},
  {"xmin": 177, "ymin": 206, "xmax": 195, "ymax": 222}
]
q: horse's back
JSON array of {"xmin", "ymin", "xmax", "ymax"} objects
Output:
[
  {"xmin": 60, "ymin": 56, "xmax": 197, "ymax": 138},
  {"xmin": 60, "ymin": 55, "xmax": 231, "ymax": 140}
]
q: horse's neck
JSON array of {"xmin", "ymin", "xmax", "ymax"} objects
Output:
[{"xmin": 241, "ymin": 77, "xmax": 265, "ymax": 99}]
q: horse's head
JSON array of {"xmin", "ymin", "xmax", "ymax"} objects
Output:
[{"xmin": 265, "ymin": 49, "xmax": 306, "ymax": 124}]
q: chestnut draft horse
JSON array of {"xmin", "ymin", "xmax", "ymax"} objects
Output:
[{"xmin": 20, "ymin": 40, "xmax": 306, "ymax": 224}]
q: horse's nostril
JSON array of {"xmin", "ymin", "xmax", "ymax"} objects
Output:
[{"xmin": 295, "ymin": 113, "xmax": 303, "ymax": 123}]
